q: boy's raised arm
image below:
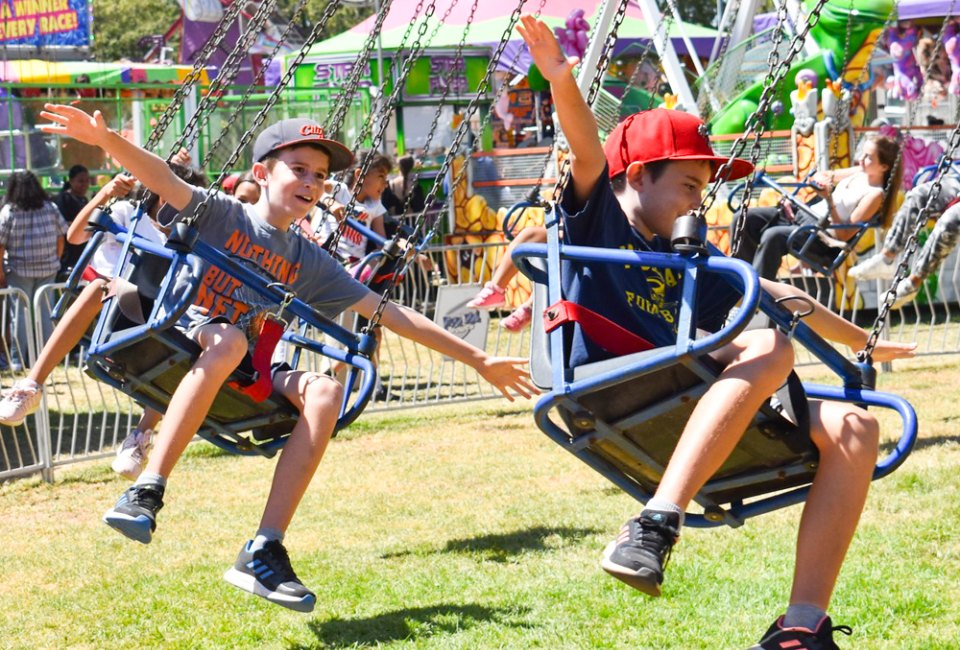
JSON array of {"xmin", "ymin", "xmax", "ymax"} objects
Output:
[
  {"xmin": 40, "ymin": 104, "xmax": 194, "ymax": 211},
  {"xmin": 516, "ymin": 15, "xmax": 606, "ymax": 205}
]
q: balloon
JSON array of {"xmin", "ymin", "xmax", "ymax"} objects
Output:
[{"xmin": 553, "ymin": 9, "xmax": 590, "ymax": 60}]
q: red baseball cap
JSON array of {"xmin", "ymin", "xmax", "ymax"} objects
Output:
[
  {"xmin": 252, "ymin": 118, "xmax": 354, "ymax": 172},
  {"xmin": 603, "ymin": 109, "xmax": 754, "ymax": 182}
]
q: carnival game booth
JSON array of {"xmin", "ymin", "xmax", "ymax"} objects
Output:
[{"xmin": 0, "ymin": 60, "xmax": 212, "ymax": 181}]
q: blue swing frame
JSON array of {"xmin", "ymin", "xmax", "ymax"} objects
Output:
[
  {"xmin": 59, "ymin": 208, "xmax": 377, "ymax": 458},
  {"xmin": 729, "ymin": 171, "xmax": 880, "ymax": 276},
  {"xmin": 512, "ymin": 206, "xmax": 917, "ymax": 528}
]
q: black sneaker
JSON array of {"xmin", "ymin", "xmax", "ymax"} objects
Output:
[
  {"xmin": 600, "ymin": 509, "xmax": 680, "ymax": 596},
  {"xmin": 224, "ymin": 540, "xmax": 317, "ymax": 613},
  {"xmin": 102, "ymin": 483, "xmax": 165, "ymax": 544},
  {"xmin": 750, "ymin": 615, "xmax": 853, "ymax": 650}
]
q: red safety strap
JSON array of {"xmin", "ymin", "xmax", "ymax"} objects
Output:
[
  {"xmin": 543, "ymin": 300, "xmax": 655, "ymax": 356},
  {"xmin": 229, "ymin": 314, "xmax": 284, "ymax": 402}
]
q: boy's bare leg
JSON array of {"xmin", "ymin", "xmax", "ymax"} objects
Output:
[
  {"xmin": 492, "ymin": 226, "xmax": 547, "ymax": 288},
  {"xmin": 602, "ymin": 328, "xmax": 795, "ymax": 595},
  {"xmin": 790, "ymin": 400, "xmax": 878, "ymax": 610},
  {"xmin": 222, "ymin": 369, "xmax": 342, "ymax": 614},
  {"xmin": 142, "ymin": 322, "xmax": 247, "ymax": 478},
  {"xmin": 655, "ymin": 328, "xmax": 795, "ymax": 507},
  {"xmin": 137, "ymin": 407, "xmax": 162, "ymax": 432},
  {"xmin": 258, "ymin": 370, "xmax": 342, "ymax": 533},
  {"xmin": 28, "ymin": 279, "xmax": 107, "ymax": 385}
]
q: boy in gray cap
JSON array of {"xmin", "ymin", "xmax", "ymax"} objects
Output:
[{"xmin": 40, "ymin": 105, "xmax": 535, "ymax": 613}]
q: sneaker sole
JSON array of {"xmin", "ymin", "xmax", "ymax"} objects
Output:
[
  {"xmin": 0, "ymin": 415, "xmax": 26, "ymax": 427},
  {"xmin": 103, "ymin": 511, "xmax": 153, "ymax": 544},
  {"xmin": 600, "ymin": 542, "xmax": 663, "ymax": 597},
  {"xmin": 223, "ymin": 568, "xmax": 316, "ymax": 613}
]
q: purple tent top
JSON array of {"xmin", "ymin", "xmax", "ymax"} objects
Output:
[{"xmin": 896, "ymin": 0, "xmax": 960, "ymax": 19}]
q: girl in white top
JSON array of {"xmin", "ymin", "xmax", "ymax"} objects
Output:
[
  {"xmin": 733, "ymin": 134, "xmax": 902, "ymax": 279},
  {"xmin": 307, "ymin": 152, "xmax": 393, "ymax": 266}
]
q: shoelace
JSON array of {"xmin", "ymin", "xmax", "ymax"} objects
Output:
[
  {"xmin": 260, "ymin": 541, "xmax": 301, "ymax": 583},
  {"xmin": 831, "ymin": 624, "xmax": 853, "ymax": 637},
  {"xmin": 631, "ymin": 518, "xmax": 677, "ymax": 569},
  {"xmin": 129, "ymin": 485, "xmax": 163, "ymax": 511}
]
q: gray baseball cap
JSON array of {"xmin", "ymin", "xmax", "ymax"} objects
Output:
[{"xmin": 252, "ymin": 118, "xmax": 354, "ymax": 172}]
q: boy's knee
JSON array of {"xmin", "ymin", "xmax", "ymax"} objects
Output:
[
  {"xmin": 748, "ymin": 328, "xmax": 795, "ymax": 367},
  {"xmin": 815, "ymin": 404, "xmax": 879, "ymax": 460},
  {"xmin": 200, "ymin": 325, "xmax": 248, "ymax": 364},
  {"xmin": 301, "ymin": 375, "xmax": 343, "ymax": 415}
]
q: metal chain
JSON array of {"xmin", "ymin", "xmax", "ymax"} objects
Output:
[
  {"xmin": 324, "ymin": 0, "xmax": 399, "ymax": 136},
  {"xmin": 179, "ymin": 0, "xmax": 347, "ymax": 228},
  {"xmin": 325, "ymin": 0, "xmax": 439, "ymax": 254},
  {"xmin": 166, "ymin": 0, "xmax": 279, "ymax": 161},
  {"xmin": 398, "ymin": 0, "xmax": 480, "ymax": 217},
  {"xmin": 698, "ymin": 0, "xmax": 741, "ymax": 119},
  {"xmin": 728, "ymin": 0, "xmax": 791, "ymax": 256},
  {"xmin": 548, "ymin": 0, "xmax": 632, "ymax": 205},
  {"xmin": 861, "ymin": 86, "xmax": 960, "ymax": 359},
  {"xmin": 201, "ymin": 0, "xmax": 313, "ymax": 171},
  {"xmin": 143, "ymin": 0, "xmax": 245, "ymax": 155},
  {"xmin": 361, "ymin": 0, "xmax": 531, "ymax": 330},
  {"xmin": 704, "ymin": 0, "xmax": 829, "ymax": 253}
]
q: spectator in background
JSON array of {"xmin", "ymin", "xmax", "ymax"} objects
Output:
[
  {"xmin": 381, "ymin": 154, "xmax": 426, "ymax": 217},
  {"xmin": 232, "ymin": 170, "xmax": 261, "ymax": 204},
  {"xmin": 54, "ymin": 164, "xmax": 91, "ymax": 277},
  {"xmin": 0, "ymin": 171, "xmax": 67, "ymax": 371}
]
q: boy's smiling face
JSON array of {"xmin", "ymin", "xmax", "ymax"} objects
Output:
[{"xmin": 255, "ymin": 144, "xmax": 330, "ymax": 226}]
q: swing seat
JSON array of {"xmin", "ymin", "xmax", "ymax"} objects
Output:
[
  {"xmin": 82, "ymin": 213, "xmax": 377, "ymax": 458},
  {"xmin": 785, "ymin": 219, "xmax": 879, "ymax": 276},
  {"xmin": 515, "ymin": 237, "xmax": 918, "ymax": 528}
]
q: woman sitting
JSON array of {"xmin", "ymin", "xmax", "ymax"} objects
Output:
[{"xmin": 732, "ymin": 134, "xmax": 902, "ymax": 279}]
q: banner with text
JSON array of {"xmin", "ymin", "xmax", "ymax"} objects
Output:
[{"xmin": 0, "ymin": 0, "xmax": 90, "ymax": 48}]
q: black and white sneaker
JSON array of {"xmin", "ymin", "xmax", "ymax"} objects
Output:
[
  {"xmin": 103, "ymin": 484, "xmax": 165, "ymax": 544},
  {"xmin": 601, "ymin": 509, "xmax": 680, "ymax": 596},
  {"xmin": 224, "ymin": 540, "xmax": 317, "ymax": 613}
]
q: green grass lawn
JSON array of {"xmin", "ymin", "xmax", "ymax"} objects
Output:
[{"xmin": 1, "ymin": 359, "xmax": 959, "ymax": 649}]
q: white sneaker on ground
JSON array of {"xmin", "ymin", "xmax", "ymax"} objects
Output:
[
  {"xmin": 0, "ymin": 379, "xmax": 42, "ymax": 426},
  {"xmin": 849, "ymin": 254, "xmax": 897, "ymax": 281},
  {"xmin": 111, "ymin": 428, "xmax": 154, "ymax": 479}
]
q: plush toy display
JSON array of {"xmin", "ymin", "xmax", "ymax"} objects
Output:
[{"xmin": 886, "ymin": 21, "xmax": 923, "ymax": 101}]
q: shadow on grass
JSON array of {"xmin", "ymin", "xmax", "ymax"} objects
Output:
[
  {"xmin": 290, "ymin": 603, "xmax": 531, "ymax": 649},
  {"xmin": 889, "ymin": 432, "xmax": 960, "ymax": 454},
  {"xmin": 382, "ymin": 525, "xmax": 600, "ymax": 562}
]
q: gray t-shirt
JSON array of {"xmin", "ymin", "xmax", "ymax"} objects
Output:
[{"xmin": 166, "ymin": 187, "xmax": 371, "ymax": 334}]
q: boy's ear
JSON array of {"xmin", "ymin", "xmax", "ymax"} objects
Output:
[
  {"xmin": 353, "ymin": 167, "xmax": 362, "ymax": 184},
  {"xmin": 625, "ymin": 161, "xmax": 646, "ymax": 190},
  {"xmin": 251, "ymin": 161, "xmax": 269, "ymax": 186}
]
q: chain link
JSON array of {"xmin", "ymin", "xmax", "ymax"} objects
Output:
[
  {"xmin": 201, "ymin": 0, "xmax": 313, "ymax": 172},
  {"xmin": 361, "ymin": 0, "xmax": 532, "ymax": 330},
  {"xmin": 706, "ymin": 0, "xmax": 829, "ymax": 255},
  {"xmin": 323, "ymin": 0, "xmax": 398, "ymax": 136},
  {"xmin": 861, "ymin": 112, "xmax": 960, "ymax": 359},
  {"xmin": 549, "ymin": 0, "xmax": 632, "ymax": 206},
  {"xmin": 179, "ymin": 0, "xmax": 347, "ymax": 229}
]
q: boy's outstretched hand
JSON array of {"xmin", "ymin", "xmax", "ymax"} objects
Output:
[
  {"xmin": 867, "ymin": 340, "xmax": 917, "ymax": 363},
  {"xmin": 39, "ymin": 103, "xmax": 111, "ymax": 146},
  {"xmin": 517, "ymin": 15, "xmax": 578, "ymax": 83},
  {"xmin": 478, "ymin": 356, "xmax": 538, "ymax": 402}
]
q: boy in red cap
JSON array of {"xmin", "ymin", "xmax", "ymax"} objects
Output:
[
  {"xmin": 518, "ymin": 16, "xmax": 915, "ymax": 648},
  {"xmin": 40, "ymin": 106, "xmax": 536, "ymax": 613}
]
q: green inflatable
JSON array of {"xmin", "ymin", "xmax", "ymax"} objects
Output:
[{"xmin": 709, "ymin": 0, "xmax": 894, "ymax": 134}]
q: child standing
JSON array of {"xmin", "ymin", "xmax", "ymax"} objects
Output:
[{"xmin": 40, "ymin": 106, "xmax": 534, "ymax": 613}]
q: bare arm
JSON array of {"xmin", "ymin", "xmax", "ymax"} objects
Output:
[
  {"xmin": 760, "ymin": 278, "xmax": 916, "ymax": 361},
  {"xmin": 39, "ymin": 104, "xmax": 193, "ymax": 211},
  {"xmin": 350, "ymin": 292, "xmax": 535, "ymax": 400},
  {"xmin": 56, "ymin": 235, "xmax": 64, "ymax": 259},
  {"xmin": 67, "ymin": 174, "xmax": 136, "ymax": 244},
  {"xmin": 516, "ymin": 15, "xmax": 606, "ymax": 205}
]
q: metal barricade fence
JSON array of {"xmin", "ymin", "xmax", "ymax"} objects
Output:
[{"xmin": 5, "ymin": 231, "xmax": 960, "ymax": 484}]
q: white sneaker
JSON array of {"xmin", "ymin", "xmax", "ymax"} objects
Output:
[
  {"xmin": 112, "ymin": 428, "xmax": 154, "ymax": 480},
  {"xmin": 0, "ymin": 379, "xmax": 42, "ymax": 426},
  {"xmin": 890, "ymin": 278, "xmax": 921, "ymax": 310},
  {"xmin": 849, "ymin": 254, "xmax": 897, "ymax": 281}
]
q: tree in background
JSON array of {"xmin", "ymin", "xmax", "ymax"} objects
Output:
[{"xmin": 91, "ymin": 0, "xmax": 372, "ymax": 62}]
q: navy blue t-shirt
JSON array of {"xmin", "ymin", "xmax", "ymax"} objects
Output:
[{"xmin": 560, "ymin": 169, "xmax": 743, "ymax": 367}]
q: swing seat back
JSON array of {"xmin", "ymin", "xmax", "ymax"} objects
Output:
[
  {"xmin": 516, "ymin": 239, "xmax": 918, "ymax": 528},
  {"xmin": 84, "ymin": 219, "xmax": 377, "ymax": 458}
]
